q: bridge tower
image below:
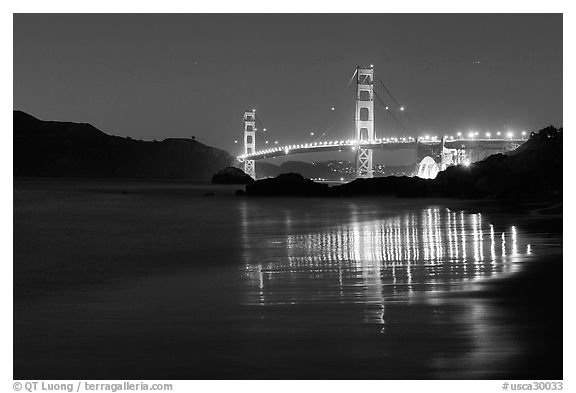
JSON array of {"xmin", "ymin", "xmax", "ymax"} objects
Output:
[
  {"xmin": 243, "ymin": 110, "xmax": 256, "ymax": 179},
  {"xmin": 355, "ymin": 66, "xmax": 375, "ymax": 178}
]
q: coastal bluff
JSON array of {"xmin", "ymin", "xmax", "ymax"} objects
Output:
[{"xmin": 14, "ymin": 110, "xmax": 234, "ymax": 180}]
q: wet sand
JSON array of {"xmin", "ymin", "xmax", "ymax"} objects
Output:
[{"xmin": 13, "ymin": 179, "xmax": 562, "ymax": 379}]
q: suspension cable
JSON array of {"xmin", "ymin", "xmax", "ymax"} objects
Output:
[
  {"xmin": 378, "ymin": 77, "xmax": 422, "ymax": 134},
  {"xmin": 373, "ymin": 89, "xmax": 411, "ymax": 136}
]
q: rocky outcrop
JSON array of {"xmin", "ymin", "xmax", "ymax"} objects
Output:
[
  {"xmin": 244, "ymin": 173, "xmax": 330, "ymax": 196},
  {"xmin": 212, "ymin": 167, "xmax": 254, "ymax": 184}
]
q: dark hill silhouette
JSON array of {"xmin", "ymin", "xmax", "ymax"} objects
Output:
[{"xmin": 14, "ymin": 110, "xmax": 234, "ymax": 179}]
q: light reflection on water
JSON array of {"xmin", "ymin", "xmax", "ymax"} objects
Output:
[{"xmin": 242, "ymin": 207, "xmax": 531, "ymax": 326}]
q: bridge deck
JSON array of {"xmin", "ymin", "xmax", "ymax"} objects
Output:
[{"xmin": 237, "ymin": 138, "xmax": 527, "ymax": 161}]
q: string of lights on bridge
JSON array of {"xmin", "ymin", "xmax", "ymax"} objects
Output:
[{"xmin": 237, "ymin": 129, "xmax": 528, "ymax": 161}]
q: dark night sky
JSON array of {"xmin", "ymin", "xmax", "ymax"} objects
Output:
[{"xmin": 14, "ymin": 14, "xmax": 562, "ymax": 163}]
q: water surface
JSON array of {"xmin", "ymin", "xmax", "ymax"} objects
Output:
[{"xmin": 13, "ymin": 180, "xmax": 562, "ymax": 379}]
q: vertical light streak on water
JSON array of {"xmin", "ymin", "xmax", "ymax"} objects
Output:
[
  {"xmin": 428, "ymin": 209, "xmax": 435, "ymax": 262},
  {"xmin": 353, "ymin": 222, "xmax": 362, "ymax": 269},
  {"xmin": 370, "ymin": 222, "xmax": 382, "ymax": 265},
  {"xmin": 434, "ymin": 208, "xmax": 443, "ymax": 264},
  {"xmin": 357, "ymin": 221, "xmax": 386, "ymax": 331},
  {"xmin": 390, "ymin": 221, "xmax": 396, "ymax": 263},
  {"xmin": 478, "ymin": 213, "xmax": 484, "ymax": 264},
  {"xmin": 379, "ymin": 225, "xmax": 387, "ymax": 264},
  {"xmin": 511, "ymin": 226, "xmax": 518, "ymax": 256},
  {"xmin": 405, "ymin": 220, "xmax": 411, "ymax": 264},
  {"xmin": 448, "ymin": 210, "xmax": 454, "ymax": 261},
  {"xmin": 460, "ymin": 212, "xmax": 467, "ymax": 277},
  {"xmin": 396, "ymin": 219, "xmax": 402, "ymax": 263},
  {"xmin": 389, "ymin": 220, "xmax": 396, "ymax": 263},
  {"xmin": 422, "ymin": 211, "xmax": 429, "ymax": 262},
  {"xmin": 382, "ymin": 222, "xmax": 389, "ymax": 263},
  {"xmin": 472, "ymin": 214, "xmax": 480, "ymax": 277},
  {"xmin": 452, "ymin": 212, "xmax": 459, "ymax": 261},
  {"xmin": 430, "ymin": 209, "xmax": 436, "ymax": 263},
  {"xmin": 258, "ymin": 262, "xmax": 265, "ymax": 305},
  {"xmin": 414, "ymin": 215, "xmax": 420, "ymax": 262},
  {"xmin": 337, "ymin": 228, "xmax": 343, "ymax": 265},
  {"xmin": 346, "ymin": 226, "xmax": 355, "ymax": 264},
  {"xmin": 328, "ymin": 230, "xmax": 334, "ymax": 266},
  {"xmin": 412, "ymin": 219, "xmax": 419, "ymax": 261},
  {"xmin": 509, "ymin": 226, "xmax": 520, "ymax": 273},
  {"xmin": 502, "ymin": 232, "xmax": 506, "ymax": 258},
  {"xmin": 390, "ymin": 220, "xmax": 400, "ymax": 300},
  {"xmin": 490, "ymin": 224, "xmax": 496, "ymax": 268},
  {"xmin": 414, "ymin": 225, "xmax": 419, "ymax": 262}
]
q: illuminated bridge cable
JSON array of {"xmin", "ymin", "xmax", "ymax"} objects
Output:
[
  {"xmin": 312, "ymin": 81, "xmax": 356, "ymax": 144},
  {"xmin": 378, "ymin": 77, "xmax": 422, "ymax": 135},
  {"xmin": 313, "ymin": 69, "xmax": 358, "ymax": 143},
  {"xmin": 373, "ymin": 81, "xmax": 406, "ymax": 138},
  {"xmin": 377, "ymin": 78, "xmax": 402, "ymax": 109},
  {"xmin": 254, "ymin": 113, "xmax": 281, "ymax": 146},
  {"xmin": 316, "ymin": 104, "xmax": 347, "ymax": 142},
  {"xmin": 373, "ymin": 89, "xmax": 411, "ymax": 136},
  {"xmin": 255, "ymin": 114, "xmax": 269, "ymax": 135}
]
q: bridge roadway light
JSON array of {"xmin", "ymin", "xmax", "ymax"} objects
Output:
[
  {"xmin": 507, "ymin": 132, "xmax": 514, "ymax": 138},
  {"xmin": 274, "ymin": 141, "xmax": 278, "ymax": 144},
  {"xmin": 468, "ymin": 132, "xmax": 474, "ymax": 138},
  {"xmin": 457, "ymin": 132, "xmax": 462, "ymax": 137},
  {"xmin": 234, "ymin": 140, "xmax": 238, "ymax": 144},
  {"xmin": 385, "ymin": 106, "xmax": 389, "ymax": 110},
  {"xmin": 310, "ymin": 132, "xmax": 314, "ymax": 136},
  {"xmin": 400, "ymin": 106, "xmax": 405, "ymax": 111},
  {"xmin": 486, "ymin": 132, "xmax": 491, "ymax": 138},
  {"xmin": 497, "ymin": 131, "xmax": 501, "ymax": 136},
  {"xmin": 331, "ymin": 107, "xmax": 335, "ymax": 111},
  {"xmin": 522, "ymin": 131, "xmax": 527, "ymax": 137}
]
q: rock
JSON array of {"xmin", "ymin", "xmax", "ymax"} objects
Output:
[
  {"xmin": 211, "ymin": 167, "xmax": 254, "ymax": 184},
  {"xmin": 245, "ymin": 173, "xmax": 330, "ymax": 197}
]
